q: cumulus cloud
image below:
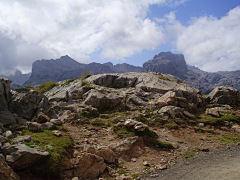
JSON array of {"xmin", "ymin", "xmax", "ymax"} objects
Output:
[
  {"xmin": 0, "ymin": 0, "xmax": 187, "ymax": 74},
  {"xmin": 174, "ymin": 6, "xmax": 240, "ymax": 72}
]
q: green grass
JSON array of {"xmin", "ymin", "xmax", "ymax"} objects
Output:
[
  {"xmin": 137, "ymin": 129, "xmax": 174, "ymax": 149},
  {"xmin": 22, "ymin": 128, "xmax": 73, "ymax": 173},
  {"xmin": 113, "ymin": 125, "xmax": 135, "ymax": 138},
  {"xmin": 62, "ymin": 78, "xmax": 76, "ymax": 86},
  {"xmin": 39, "ymin": 81, "xmax": 59, "ymax": 93},
  {"xmin": 118, "ymin": 169, "xmax": 126, "ymax": 175},
  {"xmin": 197, "ymin": 114, "xmax": 240, "ymax": 126},
  {"xmin": 214, "ymin": 133, "xmax": 240, "ymax": 145},
  {"xmin": 158, "ymin": 76, "xmax": 170, "ymax": 81},
  {"xmin": 165, "ymin": 123, "xmax": 178, "ymax": 129},
  {"xmin": 181, "ymin": 148, "xmax": 200, "ymax": 159},
  {"xmin": 131, "ymin": 174, "xmax": 139, "ymax": 178},
  {"xmin": 81, "ymin": 71, "xmax": 92, "ymax": 80}
]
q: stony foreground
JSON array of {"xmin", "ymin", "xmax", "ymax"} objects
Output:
[{"xmin": 1, "ymin": 72, "xmax": 240, "ymax": 180}]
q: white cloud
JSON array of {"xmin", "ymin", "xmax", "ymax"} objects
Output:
[
  {"xmin": 0, "ymin": 0, "xmax": 187, "ymax": 74},
  {"xmin": 174, "ymin": 6, "xmax": 240, "ymax": 72}
]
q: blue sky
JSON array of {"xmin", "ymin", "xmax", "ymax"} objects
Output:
[{"xmin": 0, "ymin": 0, "xmax": 240, "ymax": 74}]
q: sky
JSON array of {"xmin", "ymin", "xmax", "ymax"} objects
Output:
[{"xmin": 0, "ymin": 0, "xmax": 240, "ymax": 75}]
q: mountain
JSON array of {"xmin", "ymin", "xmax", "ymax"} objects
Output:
[
  {"xmin": 0, "ymin": 70, "xmax": 31, "ymax": 86},
  {"xmin": 19, "ymin": 52, "xmax": 240, "ymax": 94},
  {"xmin": 143, "ymin": 52, "xmax": 240, "ymax": 94},
  {"xmin": 143, "ymin": 52, "xmax": 187, "ymax": 79},
  {"xmin": 23, "ymin": 55, "xmax": 142, "ymax": 86},
  {"xmin": 104, "ymin": 62, "xmax": 143, "ymax": 73}
]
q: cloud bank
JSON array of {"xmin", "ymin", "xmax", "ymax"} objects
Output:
[{"xmin": 174, "ymin": 6, "xmax": 240, "ymax": 72}]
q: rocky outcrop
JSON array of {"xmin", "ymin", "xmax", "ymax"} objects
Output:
[
  {"xmin": 143, "ymin": 52, "xmax": 187, "ymax": 79},
  {"xmin": 9, "ymin": 90, "xmax": 50, "ymax": 120},
  {"xmin": 0, "ymin": 77, "xmax": 12, "ymax": 111},
  {"xmin": 62, "ymin": 153, "xmax": 106, "ymax": 180},
  {"xmin": 109, "ymin": 136, "xmax": 145, "ymax": 161},
  {"xmin": 155, "ymin": 91, "xmax": 176, "ymax": 108},
  {"xmin": 0, "ymin": 154, "xmax": 20, "ymax": 180},
  {"xmin": 0, "ymin": 111, "xmax": 16, "ymax": 126},
  {"xmin": 1, "ymin": 144, "xmax": 50, "ymax": 170},
  {"xmin": 207, "ymin": 86, "xmax": 239, "ymax": 105}
]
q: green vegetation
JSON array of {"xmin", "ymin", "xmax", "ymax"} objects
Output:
[
  {"xmin": 197, "ymin": 113, "xmax": 240, "ymax": 126},
  {"xmin": 214, "ymin": 133, "xmax": 240, "ymax": 145},
  {"xmin": 131, "ymin": 174, "xmax": 139, "ymax": 178},
  {"xmin": 117, "ymin": 169, "xmax": 126, "ymax": 175},
  {"xmin": 22, "ymin": 128, "xmax": 73, "ymax": 173},
  {"xmin": 90, "ymin": 119, "xmax": 110, "ymax": 127},
  {"xmin": 158, "ymin": 76, "xmax": 170, "ymax": 81},
  {"xmin": 39, "ymin": 81, "xmax": 59, "ymax": 93},
  {"xmin": 81, "ymin": 79, "xmax": 90, "ymax": 87},
  {"xmin": 80, "ymin": 110, "xmax": 100, "ymax": 118},
  {"xmin": 81, "ymin": 71, "xmax": 92, "ymax": 80},
  {"xmin": 138, "ymin": 129, "xmax": 174, "ymax": 149},
  {"xmin": 165, "ymin": 123, "xmax": 178, "ymax": 129},
  {"xmin": 113, "ymin": 125, "xmax": 135, "ymax": 138},
  {"xmin": 62, "ymin": 78, "xmax": 76, "ymax": 86},
  {"xmin": 181, "ymin": 148, "xmax": 200, "ymax": 159}
]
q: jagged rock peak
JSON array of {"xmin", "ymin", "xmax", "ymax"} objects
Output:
[{"xmin": 143, "ymin": 52, "xmax": 187, "ymax": 79}]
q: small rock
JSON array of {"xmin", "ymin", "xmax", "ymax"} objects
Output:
[
  {"xmin": 150, "ymin": 174, "xmax": 159, "ymax": 177},
  {"xmin": 224, "ymin": 121, "xmax": 230, "ymax": 126},
  {"xmin": 72, "ymin": 177, "xmax": 79, "ymax": 180},
  {"xmin": 27, "ymin": 122, "xmax": 42, "ymax": 131},
  {"xmin": 41, "ymin": 122, "xmax": 57, "ymax": 130},
  {"xmin": 52, "ymin": 130, "xmax": 62, "ymax": 137},
  {"xmin": 50, "ymin": 119, "xmax": 62, "ymax": 126},
  {"xmin": 12, "ymin": 135, "xmax": 32, "ymax": 143},
  {"xmin": 44, "ymin": 145, "xmax": 53, "ymax": 150},
  {"xmin": 0, "ymin": 135, "xmax": 8, "ymax": 144},
  {"xmin": 198, "ymin": 123, "xmax": 204, "ymax": 127},
  {"xmin": 155, "ymin": 164, "xmax": 167, "ymax": 170},
  {"xmin": 131, "ymin": 158, "xmax": 137, "ymax": 162},
  {"xmin": 36, "ymin": 112, "xmax": 50, "ymax": 123},
  {"xmin": 143, "ymin": 161, "xmax": 149, "ymax": 166},
  {"xmin": 4, "ymin": 130, "xmax": 14, "ymax": 138}
]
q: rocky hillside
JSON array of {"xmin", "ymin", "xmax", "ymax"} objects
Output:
[{"xmin": 1, "ymin": 73, "xmax": 240, "ymax": 179}]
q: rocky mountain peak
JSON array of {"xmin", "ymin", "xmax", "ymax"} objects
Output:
[{"xmin": 143, "ymin": 51, "xmax": 187, "ymax": 79}]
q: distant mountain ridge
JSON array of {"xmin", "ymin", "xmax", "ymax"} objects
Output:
[
  {"xmin": 23, "ymin": 55, "xmax": 143, "ymax": 86},
  {"xmin": 4, "ymin": 52, "xmax": 239, "ymax": 94}
]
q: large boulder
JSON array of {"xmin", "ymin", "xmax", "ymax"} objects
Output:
[
  {"xmin": 155, "ymin": 91, "xmax": 176, "ymax": 108},
  {"xmin": 82, "ymin": 89, "xmax": 120, "ymax": 110},
  {"xmin": 109, "ymin": 136, "xmax": 145, "ymax": 161},
  {"xmin": 0, "ymin": 77, "xmax": 12, "ymax": 111},
  {"xmin": 1, "ymin": 144, "xmax": 50, "ymax": 170},
  {"xmin": 9, "ymin": 90, "xmax": 50, "ymax": 120},
  {"xmin": 0, "ymin": 111, "xmax": 16, "ymax": 126},
  {"xmin": 0, "ymin": 154, "xmax": 20, "ymax": 180},
  {"xmin": 207, "ymin": 86, "xmax": 239, "ymax": 105},
  {"xmin": 63, "ymin": 153, "xmax": 106, "ymax": 180}
]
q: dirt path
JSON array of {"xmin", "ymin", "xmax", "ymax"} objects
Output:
[{"xmin": 142, "ymin": 144, "xmax": 240, "ymax": 180}]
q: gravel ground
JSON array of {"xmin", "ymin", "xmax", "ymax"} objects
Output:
[{"xmin": 142, "ymin": 143, "xmax": 240, "ymax": 180}]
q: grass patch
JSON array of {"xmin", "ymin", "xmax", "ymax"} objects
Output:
[
  {"xmin": 215, "ymin": 133, "xmax": 240, "ymax": 145},
  {"xmin": 181, "ymin": 148, "xmax": 200, "ymax": 159},
  {"xmin": 62, "ymin": 78, "xmax": 76, "ymax": 86},
  {"xmin": 131, "ymin": 174, "xmax": 139, "ymax": 178},
  {"xmin": 113, "ymin": 125, "xmax": 135, "ymax": 138},
  {"xmin": 137, "ymin": 129, "xmax": 174, "ymax": 149},
  {"xmin": 198, "ymin": 114, "xmax": 240, "ymax": 126},
  {"xmin": 39, "ymin": 81, "xmax": 59, "ymax": 93},
  {"xmin": 22, "ymin": 128, "xmax": 73, "ymax": 173},
  {"xmin": 165, "ymin": 123, "xmax": 178, "ymax": 129},
  {"xmin": 158, "ymin": 76, "xmax": 170, "ymax": 81},
  {"xmin": 81, "ymin": 71, "xmax": 92, "ymax": 80},
  {"xmin": 80, "ymin": 110, "xmax": 100, "ymax": 118},
  {"xmin": 90, "ymin": 119, "xmax": 110, "ymax": 127},
  {"xmin": 118, "ymin": 169, "xmax": 126, "ymax": 175}
]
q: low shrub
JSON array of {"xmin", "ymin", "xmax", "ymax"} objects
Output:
[{"xmin": 39, "ymin": 81, "xmax": 59, "ymax": 93}]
